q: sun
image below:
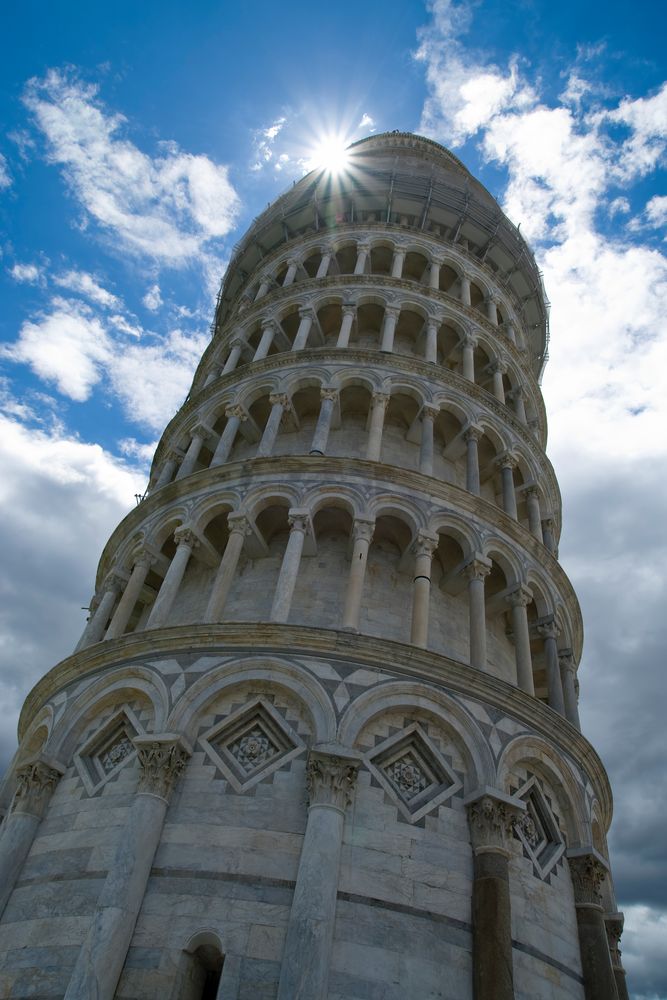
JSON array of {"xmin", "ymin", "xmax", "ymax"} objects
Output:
[{"xmin": 307, "ymin": 133, "xmax": 351, "ymax": 175}]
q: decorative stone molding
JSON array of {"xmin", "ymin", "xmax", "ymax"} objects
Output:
[
  {"xmin": 306, "ymin": 748, "xmax": 361, "ymax": 812},
  {"xmin": 11, "ymin": 756, "xmax": 64, "ymax": 818},
  {"xmin": 227, "ymin": 512, "xmax": 253, "ymax": 537},
  {"xmin": 506, "ymin": 584, "xmax": 533, "ymax": 609},
  {"xmin": 567, "ymin": 851, "xmax": 607, "ymax": 907},
  {"xmin": 173, "ymin": 527, "xmax": 199, "ymax": 550},
  {"xmin": 463, "ymin": 555, "xmax": 492, "ymax": 582},
  {"xmin": 352, "ymin": 517, "xmax": 375, "ymax": 543},
  {"xmin": 497, "ymin": 451, "xmax": 519, "ymax": 471},
  {"xmin": 371, "ymin": 391, "xmax": 390, "ymax": 409},
  {"xmin": 413, "ymin": 531, "xmax": 439, "ymax": 558},
  {"xmin": 134, "ymin": 734, "xmax": 191, "ymax": 801},
  {"xmin": 605, "ymin": 912, "xmax": 625, "ymax": 966},
  {"xmin": 466, "ymin": 792, "xmax": 524, "ymax": 854},
  {"xmin": 320, "ymin": 387, "xmax": 338, "ymax": 402}
]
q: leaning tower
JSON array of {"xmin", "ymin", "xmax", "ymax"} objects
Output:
[{"xmin": 0, "ymin": 133, "xmax": 628, "ymax": 1000}]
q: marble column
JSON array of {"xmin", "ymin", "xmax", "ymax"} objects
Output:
[
  {"xmin": 559, "ymin": 649, "xmax": 581, "ymax": 730},
  {"xmin": 525, "ymin": 487, "xmax": 543, "ymax": 541},
  {"xmin": 424, "ymin": 319, "xmax": 439, "ymax": 363},
  {"xmin": 176, "ymin": 425, "xmax": 209, "ymax": 480},
  {"xmin": 491, "ymin": 363, "xmax": 506, "ymax": 403},
  {"xmin": 210, "ymin": 405, "xmax": 246, "ymax": 467},
  {"xmin": 365, "ymin": 392, "xmax": 389, "ymax": 462},
  {"xmin": 257, "ymin": 394, "xmax": 290, "ymax": 457},
  {"xmin": 462, "ymin": 334, "xmax": 477, "ymax": 382},
  {"xmin": 464, "ymin": 556, "xmax": 491, "ymax": 669},
  {"xmin": 567, "ymin": 852, "xmax": 619, "ymax": 1000},
  {"xmin": 460, "ymin": 273, "xmax": 471, "ymax": 307},
  {"xmin": 310, "ymin": 389, "xmax": 338, "ymax": 455},
  {"xmin": 64, "ymin": 735, "xmax": 191, "ymax": 1000},
  {"xmin": 203, "ymin": 366, "xmax": 221, "ymax": 387},
  {"xmin": 222, "ymin": 338, "xmax": 245, "ymax": 375},
  {"xmin": 505, "ymin": 322, "xmax": 517, "ymax": 345},
  {"xmin": 283, "ymin": 258, "xmax": 300, "ymax": 287},
  {"xmin": 429, "ymin": 257, "xmax": 442, "ymax": 289},
  {"xmin": 465, "ymin": 426, "xmax": 482, "ymax": 495},
  {"xmin": 466, "ymin": 793, "xmax": 523, "ymax": 1000},
  {"xmin": 75, "ymin": 572, "xmax": 124, "ymax": 651},
  {"xmin": 336, "ymin": 305, "xmax": 356, "ymax": 348},
  {"xmin": 0, "ymin": 756, "xmax": 64, "ymax": 919},
  {"xmin": 507, "ymin": 586, "xmax": 534, "ymax": 695},
  {"xmin": 380, "ymin": 306, "xmax": 399, "ymax": 352},
  {"xmin": 391, "ymin": 248, "xmax": 405, "ymax": 279},
  {"xmin": 354, "ymin": 242, "xmax": 370, "ymax": 275},
  {"xmin": 292, "ymin": 309, "xmax": 315, "ymax": 351},
  {"xmin": 410, "ymin": 532, "xmax": 439, "ymax": 647},
  {"xmin": 255, "ymin": 276, "xmax": 271, "ymax": 301},
  {"xmin": 254, "ymin": 321, "xmax": 276, "ymax": 361},
  {"xmin": 419, "ymin": 405, "xmax": 438, "ymax": 476},
  {"xmin": 341, "ymin": 519, "xmax": 375, "ymax": 631},
  {"xmin": 486, "ymin": 297, "xmax": 499, "ymax": 326},
  {"xmin": 538, "ymin": 620, "xmax": 566, "ymax": 716},
  {"xmin": 512, "ymin": 388, "xmax": 527, "ymax": 424},
  {"xmin": 316, "ymin": 251, "xmax": 332, "ymax": 279},
  {"xmin": 155, "ymin": 450, "xmax": 180, "ymax": 489},
  {"xmin": 105, "ymin": 550, "xmax": 155, "ymax": 641},
  {"xmin": 498, "ymin": 455, "xmax": 518, "ymax": 520},
  {"xmin": 146, "ymin": 528, "xmax": 198, "ymax": 629},
  {"xmin": 270, "ymin": 510, "xmax": 309, "ymax": 623},
  {"xmin": 542, "ymin": 517, "xmax": 557, "ymax": 555},
  {"xmin": 276, "ymin": 748, "xmax": 361, "ymax": 1000},
  {"xmin": 605, "ymin": 912, "xmax": 630, "ymax": 1000},
  {"xmin": 203, "ymin": 513, "xmax": 252, "ymax": 622}
]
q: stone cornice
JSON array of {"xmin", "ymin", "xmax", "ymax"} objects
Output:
[{"xmin": 17, "ymin": 621, "xmax": 611, "ymax": 826}]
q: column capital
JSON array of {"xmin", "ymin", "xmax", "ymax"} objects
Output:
[
  {"xmin": 414, "ymin": 531, "xmax": 439, "ymax": 557},
  {"xmin": 537, "ymin": 617, "xmax": 560, "ymax": 641},
  {"xmin": 165, "ymin": 448, "xmax": 183, "ymax": 463},
  {"xmin": 227, "ymin": 511, "xmax": 253, "ymax": 537},
  {"xmin": 506, "ymin": 584, "xmax": 533, "ymax": 609},
  {"xmin": 260, "ymin": 317, "xmax": 276, "ymax": 331},
  {"xmin": 306, "ymin": 747, "xmax": 362, "ymax": 812},
  {"xmin": 464, "ymin": 424, "xmax": 483, "ymax": 443},
  {"xmin": 421, "ymin": 403, "xmax": 440, "ymax": 421},
  {"xmin": 497, "ymin": 451, "xmax": 519, "ymax": 471},
  {"xmin": 371, "ymin": 391, "xmax": 390, "ymax": 409},
  {"xmin": 269, "ymin": 392, "xmax": 290, "ymax": 409},
  {"xmin": 11, "ymin": 756, "xmax": 65, "ymax": 818},
  {"xmin": 384, "ymin": 305, "xmax": 400, "ymax": 319},
  {"xmin": 490, "ymin": 359, "xmax": 507, "ymax": 375},
  {"xmin": 429, "ymin": 252, "xmax": 445, "ymax": 266},
  {"xmin": 230, "ymin": 336, "xmax": 247, "ymax": 350},
  {"xmin": 298, "ymin": 306, "xmax": 315, "ymax": 321},
  {"xmin": 225, "ymin": 403, "xmax": 247, "ymax": 421},
  {"xmin": 352, "ymin": 517, "xmax": 375, "ymax": 543},
  {"xmin": 465, "ymin": 792, "xmax": 524, "ymax": 855},
  {"xmin": 133, "ymin": 733, "xmax": 191, "ymax": 802},
  {"xmin": 460, "ymin": 332, "xmax": 478, "ymax": 349},
  {"xmin": 287, "ymin": 508, "xmax": 310, "ymax": 534},
  {"xmin": 133, "ymin": 547, "xmax": 157, "ymax": 571},
  {"xmin": 190, "ymin": 422, "xmax": 212, "ymax": 439},
  {"xmin": 392, "ymin": 246, "xmax": 406, "ymax": 259},
  {"xmin": 558, "ymin": 648, "xmax": 576, "ymax": 672},
  {"xmin": 173, "ymin": 526, "xmax": 199, "ymax": 550},
  {"xmin": 286, "ymin": 255, "xmax": 302, "ymax": 267},
  {"xmin": 509, "ymin": 384, "xmax": 526, "ymax": 401},
  {"xmin": 463, "ymin": 555, "xmax": 492, "ymax": 582},
  {"xmin": 320, "ymin": 387, "xmax": 339, "ymax": 402},
  {"xmin": 102, "ymin": 569, "xmax": 126, "ymax": 593},
  {"xmin": 341, "ymin": 303, "xmax": 356, "ymax": 317},
  {"xmin": 567, "ymin": 851, "xmax": 607, "ymax": 907},
  {"xmin": 523, "ymin": 484, "xmax": 540, "ymax": 500},
  {"xmin": 356, "ymin": 239, "xmax": 371, "ymax": 251},
  {"xmin": 605, "ymin": 912, "xmax": 625, "ymax": 966}
]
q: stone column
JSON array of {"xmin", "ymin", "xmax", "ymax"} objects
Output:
[
  {"xmin": 292, "ymin": 309, "xmax": 315, "ymax": 351},
  {"xmin": 270, "ymin": 510, "xmax": 309, "ymax": 623},
  {"xmin": 316, "ymin": 251, "xmax": 332, "ymax": 279},
  {"xmin": 222, "ymin": 338, "xmax": 245, "ymax": 375},
  {"xmin": 507, "ymin": 586, "xmax": 534, "ymax": 695},
  {"xmin": 105, "ymin": 550, "xmax": 155, "ymax": 641},
  {"xmin": 353, "ymin": 241, "xmax": 370, "ymax": 275},
  {"xmin": 75, "ymin": 573, "xmax": 124, "ymax": 651},
  {"xmin": 465, "ymin": 426, "xmax": 482, "ymax": 495},
  {"xmin": 276, "ymin": 748, "xmax": 361, "ymax": 1000},
  {"xmin": 538, "ymin": 620, "xmax": 566, "ymax": 716},
  {"xmin": 419, "ymin": 405, "xmax": 438, "ymax": 476},
  {"xmin": 255, "ymin": 275, "xmax": 271, "ymax": 301},
  {"xmin": 410, "ymin": 533, "xmax": 439, "ymax": 648},
  {"xmin": 203, "ymin": 366, "xmax": 221, "ymax": 387},
  {"xmin": 512, "ymin": 387, "xmax": 527, "ymax": 424},
  {"xmin": 365, "ymin": 392, "xmax": 389, "ymax": 462},
  {"xmin": 0, "ymin": 756, "xmax": 64, "ymax": 919},
  {"xmin": 466, "ymin": 793, "xmax": 523, "ymax": 1000},
  {"xmin": 460, "ymin": 273, "xmax": 472, "ymax": 307},
  {"xmin": 155, "ymin": 450, "xmax": 180, "ymax": 489},
  {"xmin": 462, "ymin": 334, "xmax": 477, "ymax": 382},
  {"xmin": 176, "ymin": 425, "xmax": 209, "ymax": 480},
  {"xmin": 491, "ymin": 363, "xmax": 506, "ymax": 403},
  {"xmin": 257, "ymin": 393, "xmax": 290, "ymax": 457},
  {"xmin": 424, "ymin": 319, "xmax": 439, "ymax": 363},
  {"xmin": 380, "ymin": 306, "xmax": 399, "ymax": 352},
  {"xmin": 464, "ymin": 556, "xmax": 491, "ymax": 669},
  {"xmin": 391, "ymin": 248, "xmax": 405, "ymax": 278},
  {"xmin": 559, "ymin": 649, "xmax": 581, "ymax": 730},
  {"xmin": 429, "ymin": 257, "xmax": 442, "ymax": 289},
  {"xmin": 542, "ymin": 517, "xmax": 557, "ymax": 555},
  {"xmin": 567, "ymin": 852, "xmax": 619, "ymax": 1000},
  {"xmin": 525, "ymin": 487, "xmax": 543, "ymax": 541},
  {"xmin": 505, "ymin": 322, "xmax": 517, "ymax": 345},
  {"xmin": 498, "ymin": 455, "xmax": 518, "ymax": 520},
  {"xmin": 64, "ymin": 735, "xmax": 191, "ymax": 1000},
  {"xmin": 486, "ymin": 297, "xmax": 499, "ymax": 326},
  {"xmin": 310, "ymin": 389, "xmax": 338, "ymax": 455},
  {"xmin": 203, "ymin": 513, "xmax": 252, "ymax": 623},
  {"xmin": 254, "ymin": 321, "xmax": 276, "ymax": 361},
  {"xmin": 341, "ymin": 519, "xmax": 374, "ymax": 631},
  {"xmin": 283, "ymin": 257, "xmax": 300, "ymax": 287},
  {"xmin": 336, "ymin": 305, "xmax": 355, "ymax": 348},
  {"xmin": 605, "ymin": 912, "xmax": 630, "ymax": 1000},
  {"xmin": 210, "ymin": 405, "xmax": 246, "ymax": 467},
  {"xmin": 146, "ymin": 528, "xmax": 198, "ymax": 629}
]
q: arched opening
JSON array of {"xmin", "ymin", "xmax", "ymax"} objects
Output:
[
  {"xmin": 355, "ymin": 302, "xmax": 383, "ymax": 350},
  {"xmin": 317, "ymin": 301, "xmax": 343, "ymax": 347},
  {"xmin": 434, "ymin": 407, "xmax": 467, "ymax": 486},
  {"xmin": 226, "ymin": 502, "xmax": 290, "ymax": 622},
  {"xmin": 287, "ymin": 384, "xmax": 322, "ymax": 455},
  {"xmin": 403, "ymin": 251, "xmax": 429, "ymax": 284},
  {"xmin": 381, "ymin": 392, "xmax": 421, "ymax": 470},
  {"xmin": 303, "ymin": 249, "xmax": 323, "ymax": 278},
  {"xmin": 430, "ymin": 531, "xmax": 468, "ymax": 660},
  {"xmin": 438, "ymin": 323, "xmax": 463, "ymax": 373},
  {"xmin": 439, "ymin": 264, "xmax": 459, "ymax": 294},
  {"xmin": 178, "ymin": 941, "xmax": 224, "ymax": 1000},
  {"xmin": 334, "ymin": 242, "xmax": 357, "ymax": 275},
  {"xmin": 370, "ymin": 244, "xmax": 393, "ymax": 275},
  {"xmin": 359, "ymin": 514, "xmax": 413, "ymax": 642},
  {"xmin": 485, "ymin": 555, "xmax": 517, "ymax": 683},
  {"xmin": 469, "ymin": 281, "xmax": 485, "ymax": 311},
  {"xmin": 393, "ymin": 308, "xmax": 425, "ymax": 359},
  {"xmin": 329, "ymin": 383, "xmax": 372, "ymax": 459},
  {"xmin": 290, "ymin": 505, "xmax": 353, "ymax": 628}
]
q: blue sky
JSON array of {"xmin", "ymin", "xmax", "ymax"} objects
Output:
[{"xmin": 1, "ymin": 2, "xmax": 666, "ymax": 995}]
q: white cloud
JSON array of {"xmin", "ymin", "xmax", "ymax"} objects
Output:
[
  {"xmin": 9, "ymin": 262, "xmax": 43, "ymax": 284},
  {"xmin": 23, "ymin": 69, "xmax": 241, "ymax": 266},
  {"xmin": 53, "ymin": 269, "xmax": 121, "ymax": 308},
  {"xmin": 142, "ymin": 283, "xmax": 162, "ymax": 311},
  {"xmin": 358, "ymin": 113, "xmax": 376, "ymax": 131},
  {"xmin": 0, "ymin": 153, "xmax": 11, "ymax": 189},
  {"xmin": 645, "ymin": 194, "xmax": 667, "ymax": 228},
  {"xmin": 251, "ymin": 116, "xmax": 287, "ymax": 171}
]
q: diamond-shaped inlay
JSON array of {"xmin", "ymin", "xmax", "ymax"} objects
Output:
[
  {"xmin": 368, "ymin": 723, "xmax": 462, "ymax": 823},
  {"xmin": 514, "ymin": 777, "xmax": 565, "ymax": 879},
  {"xmin": 200, "ymin": 698, "xmax": 305, "ymax": 793},
  {"xmin": 73, "ymin": 705, "xmax": 143, "ymax": 796}
]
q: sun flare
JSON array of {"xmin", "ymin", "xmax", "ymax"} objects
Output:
[{"xmin": 307, "ymin": 133, "xmax": 351, "ymax": 175}]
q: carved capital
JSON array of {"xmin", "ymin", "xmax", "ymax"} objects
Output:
[
  {"xmin": 174, "ymin": 527, "xmax": 199, "ymax": 550},
  {"xmin": 537, "ymin": 618, "xmax": 560, "ymax": 642},
  {"xmin": 341, "ymin": 304, "xmax": 356, "ymax": 318},
  {"xmin": 320, "ymin": 388, "xmax": 339, "ymax": 403},
  {"xmin": 506, "ymin": 585, "xmax": 533, "ymax": 609},
  {"xmin": 225, "ymin": 403, "xmax": 247, "ymax": 421},
  {"xmin": 524, "ymin": 485, "xmax": 540, "ymax": 501},
  {"xmin": 227, "ymin": 512, "xmax": 252, "ymax": 538},
  {"xmin": 463, "ymin": 556, "xmax": 492, "ymax": 583},
  {"xmin": 414, "ymin": 531, "xmax": 439, "ymax": 558},
  {"xmin": 371, "ymin": 391, "xmax": 390, "ymax": 409},
  {"xmin": 558, "ymin": 649, "xmax": 576, "ymax": 674},
  {"xmin": 461, "ymin": 333, "xmax": 478, "ymax": 349},
  {"xmin": 421, "ymin": 404, "xmax": 440, "ymax": 421},
  {"xmin": 298, "ymin": 307, "xmax": 315, "ymax": 322},
  {"xmin": 605, "ymin": 912, "xmax": 625, "ymax": 966},
  {"xmin": 11, "ymin": 757, "xmax": 64, "ymax": 818},
  {"xmin": 464, "ymin": 425, "xmax": 483, "ymax": 444},
  {"xmin": 133, "ymin": 547, "xmax": 156, "ymax": 571},
  {"xmin": 490, "ymin": 360, "xmax": 507, "ymax": 375},
  {"xmin": 384, "ymin": 306, "xmax": 400, "ymax": 320},
  {"xmin": 497, "ymin": 452, "xmax": 519, "ymax": 471},
  {"xmin": 353, "ymin": 517, "xmax": 375, "ymax": 544},
  {"xmin": 103, "ymin": 570, "xmax": 125, "ymax": 594},
  {"xmin": 306, "ymin": 749, "xmax": 361, "ymax": 812},
  {"xmin": 269, "ymin": 392, "xmax": 290, "ymax": 409},
  {"xmin": 287, "ymin": 508, "xmax": 310, "ymax": 534},
  {"xmin": 164, "ymin": 448, "xmax": 182, "ymax": 464},
  {"xmin": 134, "ymin": 734, "xmax": 191, "ymax": 801},
  {"xmin": 466, "ymin": 794, "xmax": 522, "ymax": 854},
  {"xmin": 568, "ymin": 852, "xmax": 607, "ymax": 906},
  {"xmin": 230, "ymin": 336, "xmax": 247, "ymax": 350},
  {"xmin": 261, "ymin": 318, "xmax": 276, "ymax": 332}
]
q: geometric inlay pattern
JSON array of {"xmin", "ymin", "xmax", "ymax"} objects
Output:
[
  {"xmin": 199, "ymin": 697, "xmax": 305, "ymax": 793},
  {"xmin": 73, "ymin": 704, "xmax": 144, "ymax": 796},
  {"xmin": 513, "ymin": 776, "xmax": 565, "ymax": 880},
  {"xmin": 367, "ymin": 723, "xmax": 462, "ymax": 824}
]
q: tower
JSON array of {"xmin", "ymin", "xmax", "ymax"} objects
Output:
[{"xmin": 0, "ymin": 132, "xmax": 628, "ymax": 999}]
